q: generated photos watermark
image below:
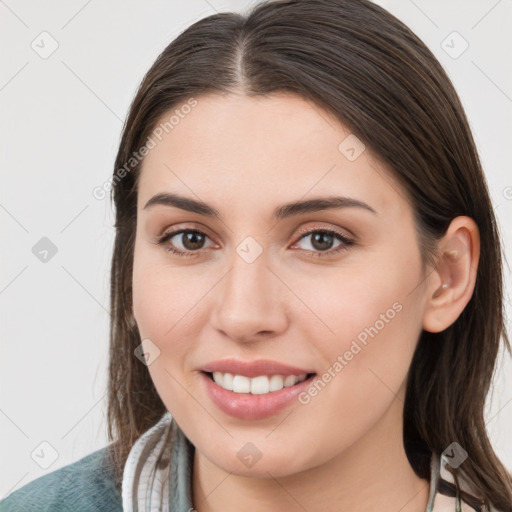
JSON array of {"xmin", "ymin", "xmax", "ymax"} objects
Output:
[
  {"xmin": 298, "ymin": 301, "xmax": 403, "ymax": 404},
  {"xmin": 92, "ymin": 97, "xmax": 198, "ymax": 201}
]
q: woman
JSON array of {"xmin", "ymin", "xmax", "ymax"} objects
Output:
[{"xmin": 2, "ymin": 0, "xmax": 511, "ymax": 510}]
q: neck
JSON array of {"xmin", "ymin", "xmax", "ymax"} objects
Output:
[{"xmin": 192, "ymin": 395, "xmax": 430, "ymax": 512}]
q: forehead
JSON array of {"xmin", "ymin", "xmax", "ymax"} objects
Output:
[{"xmin": 136, "ymin": 93, "xmax": 408, "ymax": 217}]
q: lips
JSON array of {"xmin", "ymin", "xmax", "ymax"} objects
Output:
[
  {"xmin": 201, "ymin": 358, "xmax": 315, "ymax": 378},
  {"xmin": 199, "ymin": 358, "xmax": 317, "ymax": 420},
  {"xmin": 200, "ymin": 371, "xmax": 316, "ymax": 420}
]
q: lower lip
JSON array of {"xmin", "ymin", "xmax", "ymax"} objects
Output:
[{"xmin": 200, "ymin": 372, "xmax": 316, "ymax": 420}]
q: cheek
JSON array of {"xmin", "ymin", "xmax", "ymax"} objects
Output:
[
  {"xmin": 295, "ymin": 254, "xmax": 422, "ymax": 355},
  {"xmin": 132, "ymin": 257, "xmax": 204, "ymax": 418},
  {"xmin": 291, "ymin": 280, "xmax": 422, "ymax": 465},
  {"xmin": 296, "ymin": 246, "xmax": 424, "ymax": 402},
  {"xmin": 131, "ymin": 250, "xmax": 217, "ymax": 407},
  {"xmin": 132, "ymin": 250, "xmax": 205, "ymax": 342},
  {"xmin": 132, "ymin": 268, "xmax": 176, "ymax": 340}
]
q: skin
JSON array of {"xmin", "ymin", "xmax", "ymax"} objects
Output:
[{"xmin": 132, "ymin": 92, "xmax": 480, "ymax": 512}]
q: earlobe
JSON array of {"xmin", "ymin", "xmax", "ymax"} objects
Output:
[{"xmin": 422, "ymin": 217, "xmax": 480, "ymax": 333}]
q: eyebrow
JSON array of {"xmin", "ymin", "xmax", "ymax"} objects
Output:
[{"xmin": 143, "ymin": 192, "xmax": 377, "ymax": 220}]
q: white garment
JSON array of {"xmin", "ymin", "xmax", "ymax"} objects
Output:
[{"xmin": 122, "ymin": 412, "xmax": 177, "ymax": 512}]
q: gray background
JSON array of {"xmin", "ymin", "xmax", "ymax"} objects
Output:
[{"xmin": 1, "ymin": 0, "xmax": 511, "ymax": 498}]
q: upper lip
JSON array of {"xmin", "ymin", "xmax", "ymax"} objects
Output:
[{"xmin": 201, "ymin": 358, "xmax": 316, "ymax": 378}]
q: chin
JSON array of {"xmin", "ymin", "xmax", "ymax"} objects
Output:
[{"xmin": 196, "ymin": 436, "xmax": 320, "ymax": 479}]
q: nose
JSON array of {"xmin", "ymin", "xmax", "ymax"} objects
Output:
[{"xmin": 210, "ymin": 245, "xmax": 289, "ymax": 344}]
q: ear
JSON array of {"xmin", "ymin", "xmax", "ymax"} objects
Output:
[{"xmin": 422, "ymin": 216, "xmax": 480, "ymax": 333}]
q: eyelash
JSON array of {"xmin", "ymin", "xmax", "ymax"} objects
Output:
[{"xmin": 154, "ymin": 227, "xmax": 355, "ymax": 259}]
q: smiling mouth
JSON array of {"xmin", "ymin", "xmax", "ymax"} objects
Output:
[{"xmin": 203, "ymin": 371, "xmax": 317, "ymax": 395}]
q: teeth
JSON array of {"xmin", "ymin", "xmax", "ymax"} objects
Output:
[{"xmin": 211, "ymin": 372, "xmax": 308, "ymax": 394}]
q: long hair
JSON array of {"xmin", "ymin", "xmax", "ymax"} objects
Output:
[{"xmin": 106, "ymin": 0, "xmax": 512, "ymax": 507}]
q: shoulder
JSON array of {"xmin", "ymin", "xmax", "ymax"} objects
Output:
[{"xmin": 0, "ymin": 445, "xmax": 122, "ymax": 512}]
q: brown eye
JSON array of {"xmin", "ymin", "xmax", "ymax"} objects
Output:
[
  {"xmin": 156, "ymin": 229, "xmax": 214, "ymax": 256},
  {"xmin": 292, "ymin": 229, "xmax": 354, "ymax": 257},
  {"xmin": 176, "ymin": 231, "xmax": 207, "ymax": 250},
  {"xmin": 305, "ymin": 231, "xmax": 336, "ymax": 251}
]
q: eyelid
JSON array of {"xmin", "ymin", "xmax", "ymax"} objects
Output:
[
  {"xmin": 155, "ymin": 221, "xmax": 214, "ymax": 239},
  {"xmin": 293, "ymin": 223, "xmax": 354, "ymax": 242},
  {"xmin": 155, "ymin": 221, "xmax": 353, "ymax": 242}
]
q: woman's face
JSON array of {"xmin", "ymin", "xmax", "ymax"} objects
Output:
[{"xmin": 132, "ymin": 92, "xmax": 430, "ymax": 477}]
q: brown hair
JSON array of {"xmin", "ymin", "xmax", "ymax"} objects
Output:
[{"xmin": 106, "ymin": 0, "xmax": 512, "ymax": 508}]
